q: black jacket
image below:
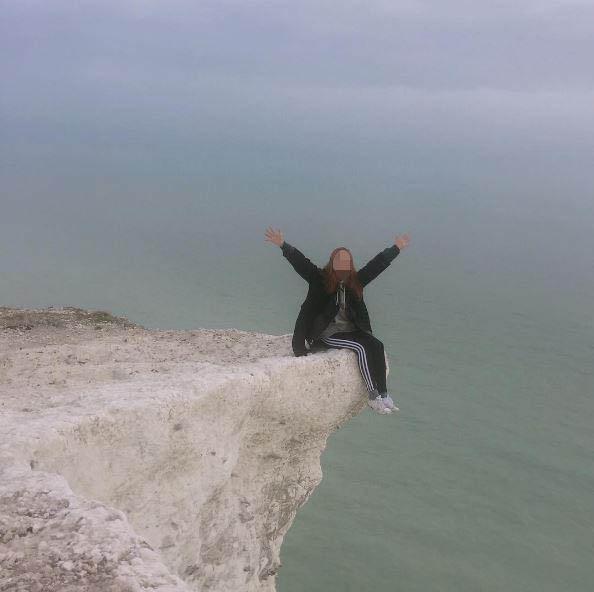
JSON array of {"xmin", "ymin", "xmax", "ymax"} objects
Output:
[{"xmin": 280, "ymin": 241, "xmax": 401, "ymax": 356}]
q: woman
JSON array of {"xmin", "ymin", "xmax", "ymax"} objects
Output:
[{"xmin": 265, "ymin": 226, "xmax": 411, "ymax": 415}]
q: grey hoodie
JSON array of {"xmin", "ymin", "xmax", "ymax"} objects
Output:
[{"xmin": 317, "ymin": 281, "xmax": 357, "ymax": 339}]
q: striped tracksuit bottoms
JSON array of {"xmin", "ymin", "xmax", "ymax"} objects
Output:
[{"xmin": 314, "ymin": 329, "xmax": 387, "ymax": 397}]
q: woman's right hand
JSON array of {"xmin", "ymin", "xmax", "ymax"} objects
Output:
[
  {"xmin": 395, "ymin": 233, "xmax": 411, "ymax": 250},
  {"xmin": 265, "ymin": 226, "xmax": 284, "ymax": 247}
]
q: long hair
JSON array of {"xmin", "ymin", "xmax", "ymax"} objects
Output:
[{"xmin": 321, "ymin": 246, "xmax": 364, "ymax": 300}]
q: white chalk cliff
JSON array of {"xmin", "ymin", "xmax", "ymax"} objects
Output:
[{"xmin": 0, "ymin": 307, "xmax": 389, "ymax": 591}]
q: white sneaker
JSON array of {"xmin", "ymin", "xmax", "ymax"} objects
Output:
[
  {"xmin": 367, "ymin": 395, "xmax": 392, "ymax": 414},
  {"xmin": 381, "ymin": 394, "xmax": 399, "ymax": 412}
]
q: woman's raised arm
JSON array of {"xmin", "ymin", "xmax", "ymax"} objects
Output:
[
  {"xmin": 357, "ymin": 233, "xmax": 410, "ymax": 287},
  {"xmin": 265, "ymin": 227, "xmax": 319, "ymax": 283}
]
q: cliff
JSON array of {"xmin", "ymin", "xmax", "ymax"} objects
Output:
[{"xmin": 0, "ymin": 306, "xmax": 388, "ymax": 591}]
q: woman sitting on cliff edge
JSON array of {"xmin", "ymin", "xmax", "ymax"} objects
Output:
[{"xmin": 265, "ymin": 227, "xmax": 411, "ymax": 415}]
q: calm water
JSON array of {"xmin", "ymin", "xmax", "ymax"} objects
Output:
[
  {"xmin": 2, "ymin": 187, "xmax": 593, "ymax": 591},
  {"xmin": 3, "ymin": 3, "xmax": 594, "ymax": 588}
]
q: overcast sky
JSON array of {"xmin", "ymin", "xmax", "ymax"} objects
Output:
[
  {"xmin": 2, "ymin": 0, "xmax": 594, "ymax": 207},
  {"xmin": 2, "ymin": 0, "xmax": 594, "ymax": 320}
]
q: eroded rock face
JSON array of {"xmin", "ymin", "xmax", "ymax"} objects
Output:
[{"xmin": 0, "ymin": 307, "xmax": 375, "ymax": 591}]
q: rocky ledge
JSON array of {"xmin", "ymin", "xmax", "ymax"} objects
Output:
[{"xmin": 0, "ymin": 307, "xmax": 386, "ymax": 591}]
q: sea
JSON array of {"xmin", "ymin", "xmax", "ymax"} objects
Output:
[{"xmin": 2, "ymin": 180, "xmax": 593, "ymax": 591}]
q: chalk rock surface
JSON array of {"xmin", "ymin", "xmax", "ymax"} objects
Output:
[{"xmin": 0, "ymin": 306, "xmax": 384, "ymax": 591}]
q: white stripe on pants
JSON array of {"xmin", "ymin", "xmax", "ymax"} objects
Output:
[{"xmin": 319, "ymin": 335, "xmax": 376, "ymax": 392}]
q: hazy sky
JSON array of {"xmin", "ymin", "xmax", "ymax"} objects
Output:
[
  {"xmin": 3, "ymin": 0, "xmax": 593, "ymax": 181},
  {"xmin": 1, "ymin": 0, "xmax": 593, "ymax": 323},
  {"xmin": 2, "ymin": 1, "xmax": 594, "ymax": 269}
]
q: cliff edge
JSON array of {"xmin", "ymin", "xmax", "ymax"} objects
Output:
[{"xmin": 0, "ymin": 306, "xmax": 386, "ymax": 591}]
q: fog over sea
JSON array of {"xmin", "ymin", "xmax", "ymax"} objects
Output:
[{"xmin": 2, "ymin": 2, "xmax": 594, "ymax": 590}]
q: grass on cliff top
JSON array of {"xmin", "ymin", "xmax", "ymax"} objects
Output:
[{"xmin": 0, "ymin": 306, "xmax": 140, "ymax": 330}]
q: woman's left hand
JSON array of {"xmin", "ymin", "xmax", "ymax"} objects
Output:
[{"xmin": 394, "ymin": 233, "xmax": 411, "ymax": 250}]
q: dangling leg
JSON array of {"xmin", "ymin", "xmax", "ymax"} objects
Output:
[
  {"xmin": 319, "ymin": 332, "xmax": 378, "ymax": 397},
  {"xmin": 355, "ymin": 333, "xmax": 399, "ymax": 410},
  {"xmin": 324, "ymin": 331, "xmax": 387, "ymax": 394},
  {"xmin": 355, "ymin": 333, "xmax": 387, "ymax": 395},
  {"xmin": 320, "ymin": 331, "xmax": 392, "ymax": 414}
]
